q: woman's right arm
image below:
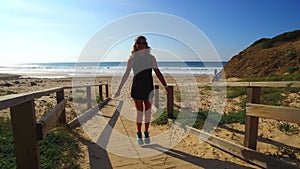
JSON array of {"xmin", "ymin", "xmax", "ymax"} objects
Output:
[{"xmin": 114, "ymin": 57, "xmax": 133, "ymax": 97}]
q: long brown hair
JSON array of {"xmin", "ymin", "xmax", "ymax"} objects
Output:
[{"xmin": 131, "ymin": 36, "xmax": 151, "ymax": 55}]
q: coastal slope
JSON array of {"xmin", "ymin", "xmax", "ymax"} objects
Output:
[{"xmin": 224, "ymin": 30, "xmax": 300, "ymax": 79}]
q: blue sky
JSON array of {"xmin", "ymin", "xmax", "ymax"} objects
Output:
[{"xmin": 1, "ymin": 0, "xmax": 300, "ymax": 63}]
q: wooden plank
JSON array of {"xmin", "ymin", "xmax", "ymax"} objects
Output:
[
  {"xmin": 197, "ymin": 82, "xmax": 211, "ymax": 87},
  {"xmin": 56, "ymin": 90, "xmax": 66, "ymax": 123},
  {"xmin": 86, "ymin": 86, "xmax": 92, "ymax": 109},
  {"xmin": 0, "ymin": 84, "xmax": 104, "ymax": 110},
  {"xmin": 154, "ymin": 85, "xmax": 159, "ymax": 109},
  {"xmin": 0, "ymin": 87, "xmax": 63, "ymax": 110},
  {"xmin": 64, "ymin": 84, "xmax": 102, "ymax": 89},
  {"xmin": 36, "ymin": 99, "xmax": 67, "ymax": 140},
  {"xmin": 226, "ymin": 82, "xmax": 250, "ymax": 87},
  {"xmin": 99, "ymin": 84, "xmax": 103, "ymax": 101},
  {"xmin": 244, "ymin": 87, "xmax": 261, "ymax": 150},
  {"xmin": 247, "ymin": 103, "xmax": 300, "ymax": 124},
  {"xmin": 250, "ymin": 81, "xmax": 300, "ymax": 88},
  {"xmin": 198, "ymin": 81, "xmax": 300, "ymax": 88},
  {"xmin": 105, "ymin": 84, "xmax": 109, "ymax": 98},
  {"xmin": 197, "ymin": 82, "xmax": 251, "ymax": 87},
  {"xmin": 166, "ymin": 86, "xmax": 174, "ymax": 117},
  {"xmin": 187, "ymin": 126, "xmax": 299, "ymax": 169},
  {"xmin": 10, "ymin": 100, "xmax": 41, "ymax": 169},
  {"xmin": 246, "ymin": 87, "xmax": 261, "ymax": 104}
]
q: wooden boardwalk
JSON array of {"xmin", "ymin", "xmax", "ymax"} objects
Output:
[{"xmin": 72, "ymin": 99, "xmax": 260, "ymax": 169}]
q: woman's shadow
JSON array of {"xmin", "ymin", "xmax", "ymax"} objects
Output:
[{"xmin": 142, "ymin": 144, "xmax": 257, "ymax": 169}]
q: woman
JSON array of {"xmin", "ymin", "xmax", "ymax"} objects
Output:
[{"xmin": 114, "ymin": 36, "xmax": 168, "ymax": 145}]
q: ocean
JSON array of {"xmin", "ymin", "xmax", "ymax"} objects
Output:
[{"xmin": 0, "ymin": 61, "xmax": 226, "ymax": 78}]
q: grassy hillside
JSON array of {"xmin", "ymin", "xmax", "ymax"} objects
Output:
[{"xmin": 224, "ymin": 30, "xmax": 300, "ymax": 79}]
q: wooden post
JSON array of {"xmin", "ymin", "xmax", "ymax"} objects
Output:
[
  {"xmin": 99, "ymin": 84, "xmax": 103, "ymax": 101},
  {"xmin": 10, "ymin": 100, "xmax": 41, "ymax": 169},
  {"xmin": 167, "ymin": 86, "xmax": 174, "ymax": 117},
  {"xmin": 56, "ymin": 89, "xmax": 66, "ymax": 123},
  {"xmin": 244, "ymin": 87, "xmax": 261, "ymax": 150},
  {"xmin": 154, "ymin": 85, "xmax": 159, "ymax": 109},
  {"xmin": 105, "ymin": 84, "xmax": 109, "ymax": 98},
  {"xmin": 86, "ymin": 86, "xmax": 92, "ymax": 109}
]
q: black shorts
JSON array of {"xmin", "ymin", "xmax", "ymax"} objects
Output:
[{"xmin": 131, "ymin": 82, "xmax": 154, "ymax": 100}]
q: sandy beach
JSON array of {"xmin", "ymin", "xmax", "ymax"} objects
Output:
[{"xmin": 0, "ymin": 73, "xmax": 299, "ymax": 168}]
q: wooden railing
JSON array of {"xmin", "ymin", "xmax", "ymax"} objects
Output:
[
  {"xmin": 154, "ymin": 85, "xmax": 174, "ymax": 116},
  {"xmin": 156, "ymin": 81, "xmax": 300, "ymax": 168},
  {"xmin": 244, "ymin": 82, "xmax": 300, "ymax": 150},
  {"xmin": 0, "ymin": 83, "xmax": 109, "ymax": 169},
  {"xmin": 233, "ymin": 81, "xmax": 300, "ymax": 168}
]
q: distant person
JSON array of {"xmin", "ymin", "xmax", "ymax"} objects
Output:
[
  {"xmin": 212, "ymin": 69, "xmax": 222, "ymax": 82},
  {"xmin": 114, "ymin": 36, "xmax": 169, "ymax": 145}
]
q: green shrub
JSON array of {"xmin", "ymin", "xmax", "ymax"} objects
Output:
[
  {"xmin": 96, "ymin": 95, "xmax": 103, "ymax": 103},
  {"xmin": 40, "ymin": 132, "xmax": 80, "ymax": 169},
  {"xmin": 241, "ymin": 74, "xmax": 300, "ymax": 81},
  {"xmin": 0, "ymin": 118, "xmax": 80, "ymax": 169},
  {"xmin": 286, "ymin": 51, "xmax": 297, "ymax": 60},
  {"xmin": 151, "ymin": 109, "xmax": 180, "ymax": 125},
  {"xmin": 227, "ymin": 87, "xmax": 247, "ymax": 98},
  {"xmin": 193, "ymin": 110, "xmax": 246, "ymax": 129},
  {"xmin": 287, "ymin": 66, "xmax": 299, "ymax": 74},
  {"xmin": 261, "ymin": 40, "xmax": 273, "ymax": 49},
  {"xmin": 227, "ymin": 90, "xmax": 246, "ymax": 98},
  {"xmin": 220, "ymin": 110, "xmax": 246, "ymax": 124},
  {"xmin": 239, "ymin": 100, "xmax": 247, "ymax": 107},
  {"xmin": 261, "ymin": 88, "xmax": 283, "ymax": 106},
  {"xmin": 151, "ymin": 111, "xmax": 169, "ymax": 125},
  {"xmin": 0, "ymin": 118, "xmax": 15, "ymax": 169},
  {"xmin": 152, "ymin": 108, "xmax": 248, "ymax": 129},
  {"xmin": 251, "ymin": 38, "xmax": 270, "ymax": 47},
  {"xmin": 6, "ymin": 91, "xmax": 18, "ymax": 95},
  {"xmin": 277, "ymin": 122, "xmax": 298, "ymax": 135}
]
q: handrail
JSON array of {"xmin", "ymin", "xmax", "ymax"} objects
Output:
[
  {"xmin": 0, "ymin": 83, "xmax": 109, "ymax": 169},
  {"xmin": 204, "ymin": 81, "xmax": 300, "ymax": 87},
  {"xmin": 158, "ymin": 81, "xmax": 300, "ymax": 87},
  {"xmin": 1, "ymin": 81, "xmax": 299, "ymax": 111},
  {"xmin": 36, "ymin": 99, "xmax": 67, "ymax": 140},
  {"xmin": 246, "ymin": 103, "xmax": 300, "ymax": 124},
  {"xmin": 0, "ymin": 87, "xmax": 63, "ymax": 110},
  {"xmin": 243, "ymin": 83, "xmax": 300, "ymax": 151},
  {"xmin": 63, "ymin": 83, "xmax": 106, "ymax": 89},
  {"xmin": 0, "ymin": 83, "xmax": 111, "ymax": 110}
]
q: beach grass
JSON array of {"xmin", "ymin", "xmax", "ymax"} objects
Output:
[
  {"xmin": 151, "ymin": 108, "xmax": 246, "ymax": 129},
  {"xmin": 0, "ymin": 117, "xmax": 15, "ymax": 169},
  {"xmin": 0, "ymin": 118, "xmax": 81, "ymax": 169},
  {"xmin": 277, "ymin": 122, "xmax": 299, "ymax": 135},
  {"xmin": 226, "ymin": 87, "xmax": 247, "ymax": 99},
  {"xmin": 39, "ymin": 127, "xmax": 80, "ymax": 169}
]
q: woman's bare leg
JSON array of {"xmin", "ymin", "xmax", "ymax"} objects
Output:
[
  {"xmin": 133, "ymin": 99, "xmax": 144, "ymax": 133},
  {"xmin": 144, "ymin": 99, "xmax": 152, "ymax": 132}
]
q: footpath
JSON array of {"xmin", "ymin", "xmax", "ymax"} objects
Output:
[{"xmin": 72, "ymin": 99, "xmax": 259, "ymax": 169}]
